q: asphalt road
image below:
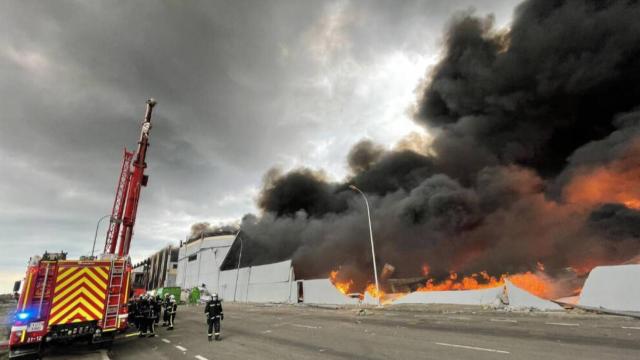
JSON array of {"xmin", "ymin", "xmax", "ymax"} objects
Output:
[{"xmin": 5, "ymin": 303, "xmax": 640, "ymax": 360}]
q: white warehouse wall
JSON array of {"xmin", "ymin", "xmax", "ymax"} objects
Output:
[
  {"xmin": 301, "ymin": 279, "xmax": 359, "ymax": 305},
  {"xmin": 578, "ymin": 265, "xmax": 640, "ymax": 312},
  {"xmin": 219, "ymin": 260, "xmax": 294, "ymax": 303},
  {"xmin": 176, "ymin": 234, "xmax": 236, "ymax": 292}
]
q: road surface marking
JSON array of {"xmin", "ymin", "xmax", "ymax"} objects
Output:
[
  {"xmin": 261, "ymin": 330, "xmax": 272, "ymax": 333},
  {"xmin": 490, "ymin": 318, "xmax": 518, "ymax": 323},
  {"xmin": 546, "ymin": 322, "xmax": 579, "ymax": 327},
  {"xmin": 435, "ymin": 342, "xmax": 510, "ymax": 354},
  {"xmin": 622, "ymin": 326, "xmax": 640, "ymax": 330},
  {"xmin": 99, "ymin": 349, "xmax": 110, "ymax": 360},
  {"xmin": 162, "ymin": 338, "xmax": 171, "ymax": 343},
  {"xmin": 176, "ymin": 345, "xmax": 187, "ymax": 352},
  {"xmin": 447, "ymin": 316, "xmax": 472, "ymax": 321},
  {"xmin": 195, "ymin": 356, "xmax": 208, "ymax": 360},
  {"xmin": 291, "ymin": 324, "xmax": 320, "ymax": 329},
  {"xmin": 125, "ymin": 333, "xmax": 139, "ymax": 338}
]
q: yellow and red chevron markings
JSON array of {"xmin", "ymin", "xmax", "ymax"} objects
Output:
[{"xmin": 49, "ymin": 265, "xmax": 109, "ymax": 325}]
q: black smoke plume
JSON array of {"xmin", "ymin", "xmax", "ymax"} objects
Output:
[
  {"xmin": 189, "ymin": 222, "xmax": 239, "ymax": 241},
  {"xmin": 232, "ymin": 0, "xmax": 640, "ymax": 297}
]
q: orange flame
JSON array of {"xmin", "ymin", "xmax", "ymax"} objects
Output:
[
  {"xmin": 508, "ymin": 272, "xmax": 551, "ymax": 298},
  {"xmin": 329, "ymin": 270, "xmax": 353, "ymax": 295},
  {"xmin": 416, "ymin": 264, "xmax": 553, "ymax": 298},
  {"xmin": 421, "ymin": 264, "xmax": 430, "ymax": 276},
  {"xmin": 623, "ymin": 199, "xmax": 640, "ymax": 210},
  {"xmin": 563, "ymin": 153, "xmax": 640, "ymax": 210},
  {"xmin": 417, "ymin": 270, "xmax": 503, "ymax": 292},
  {"xmin": 365, "ymin": 283, "xmax": 384, "ymax": 298},
  {"xmin": 331, "ymin": 263, "xmax": 570, "ymax": 301}
]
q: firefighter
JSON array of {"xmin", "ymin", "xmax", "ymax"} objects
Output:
[
  {"xmin": 167, "ymin": 295, "xmax": 177, "ymax": 330},
  {"xmin": 135, "ymin": 296, "xmax": 146, "ymax": 334},
  {"xmin": 128, "ymin": 297, "xmax": 139, "ymax": 330},
  {"xmin": 146, "ymin": 296, "xmax": 157, "ymax": 337},
  {"xmin": 154, "ymin": 295, "xmax": 162, "ymax": 326},
  {"xmin": 162, "ymin": 294, "xmax": 170, "ymax": 326},
  {"xmin": 204, "ymin": 293, "xmax": 223, "ymax": 341},
  {"xmin": 137, "ymin": 296, "xmax": 149, "ymax": 337}
]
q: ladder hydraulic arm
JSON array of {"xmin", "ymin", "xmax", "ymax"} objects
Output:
[{"xmin": 103, "ymin": 99, "xmax": 157, "ymax": 257}]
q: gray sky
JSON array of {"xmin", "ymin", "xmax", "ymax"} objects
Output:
[{"xmin": 0, "ymin": 0, "xmax": 519, "ymax": 291}]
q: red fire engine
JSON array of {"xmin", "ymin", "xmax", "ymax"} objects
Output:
[{"xmin": 9, "ymin": 99, "xmax": 157, "ymax": 358}]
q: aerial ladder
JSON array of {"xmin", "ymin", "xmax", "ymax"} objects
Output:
[{"xmin": 9, "ymin": 99, "xmax": 157, "ymax": 358}]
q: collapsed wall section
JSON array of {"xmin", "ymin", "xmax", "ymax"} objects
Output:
[
  {"xmin": 578, "ymin": 265, "xmax": 640, "ymax": 312},
  {"xmin": 504, "ymin": 280, "xmax": 562, "ymax": 310},
  {"xmin": 393, "ymin": 286, "xmax": 504, "ymax": 306},
  {"xmin": 301, "ymin": 279, "xmax": 359, "ymax": 305}
]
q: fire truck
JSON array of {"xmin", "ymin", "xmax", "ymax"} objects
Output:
[{"xmin": 9, "ymin": 99, "xmax": 157, "ymax": 358}]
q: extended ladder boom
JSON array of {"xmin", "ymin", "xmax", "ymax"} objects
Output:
[{"xmin": 103, "ymin": 99, "xmax": 156, "ymax": 256}]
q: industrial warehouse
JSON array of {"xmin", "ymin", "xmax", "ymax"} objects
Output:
[{"xmin": 132, "ymin": 230, "xmax": 640, "ymax": 313}]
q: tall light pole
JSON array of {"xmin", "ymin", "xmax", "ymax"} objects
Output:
[
  {"xmin": 233, "ymin": 234, "xmax": 244, "ymax": 302},
  {"xmin": 91, "ymin": 214, "xmax": 112, "ymax": 257},
  {"xmin": 349, "ymin": 185, "xmax": 381, "ymax": 305}
]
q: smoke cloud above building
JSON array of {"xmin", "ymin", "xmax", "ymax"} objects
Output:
[{"xmin": 236, "ymin": 0, "xmax": 640, "ymax": 296}]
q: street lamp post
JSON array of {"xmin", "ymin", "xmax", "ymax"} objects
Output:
[
  {"xmin": 349, "ymin": 185, "xmax": 381, "ymax": 305},
  {"xmin": 233, "ymin": 234, "xmax": 244, "ymax": 302},
  {"xmin": 91, "ymin": 214, "xmax": 112, "ymax": 258}
]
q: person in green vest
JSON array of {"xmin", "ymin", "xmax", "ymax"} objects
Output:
[{"xmin": 189, "ymin": 287, "xmax": 201, "ymax": 304}]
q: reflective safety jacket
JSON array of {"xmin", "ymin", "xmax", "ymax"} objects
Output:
[{"xmin": 204, "ymin": 300, "xmax": 223, "ymax": 319}]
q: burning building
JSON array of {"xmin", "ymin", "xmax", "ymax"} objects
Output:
[
  {"xmin": 175, "ymin": 228, "xmax": 238, "ymax": 291},
  {"xmin": 173, "ymin": 230, "xmax": 297, "ymax": 303},
  {"xmin": 231, "ymin": 0, "xmax": 640, "ymax": 299},
  {"xmin": 132, "ymin": 245, "xmax": 180, "ymax": 291}
]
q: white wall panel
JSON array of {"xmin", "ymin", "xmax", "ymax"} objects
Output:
[
  {"xmin": 175, "ymin": 234, "xmax": 236, "ymax": 291},
  {"xmin": 302, "ymin": 279, "xmax": 359, "ymax": 305},
  {"xmin": 247, "ymin": 282, "xmax": 291, "ymax": 303},
  {"xmin": 249, "ymin": 260, "xmax": 292, "ymax": 284},
  {"xmin": 393, "ymin": 286, "xmax": 503, "ymax": 305},
  {"xmin": 578, "ymin": 265, "xmax": 640, "ymax": 312},
  {"xmin": 505, "ymin": 280, "xmax": 561, "ymax": 310}
]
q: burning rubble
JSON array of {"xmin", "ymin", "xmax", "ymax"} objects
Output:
[
  {"xmin": 233, "ymin": 0, "xmax": 640, "ymax": 300},
  {"xmin": 329, "ymin": 263, "xmax": 572, "ymax": 301}
]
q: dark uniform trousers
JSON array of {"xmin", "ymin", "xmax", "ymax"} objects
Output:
[{"xmin": 208, "ymin": 316, "xmax": 221, "ymax": 335}]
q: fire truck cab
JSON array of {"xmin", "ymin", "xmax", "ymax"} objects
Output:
[{"xmin": 9, "ymin": 252, "xmax": 131, "ymax": 358}]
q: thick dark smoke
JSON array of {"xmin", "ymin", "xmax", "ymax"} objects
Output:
[
  {"xmin": 417, "ymin": 0, "xmax": 640, "ymax": 177},
  {"xmin": 257, "ymin": 168, "xmax": 349, "ymax": 217},
  {"xmin": 189, "ymin": 222, "xmax": 239, "ymax": 241},
  {"xmin": 234, "ymin": 0, "xmax": 640, "ymax": 297},
  {"xmin": 347, "ymin": 140, "xmax": 385, "ymax": 173}
]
